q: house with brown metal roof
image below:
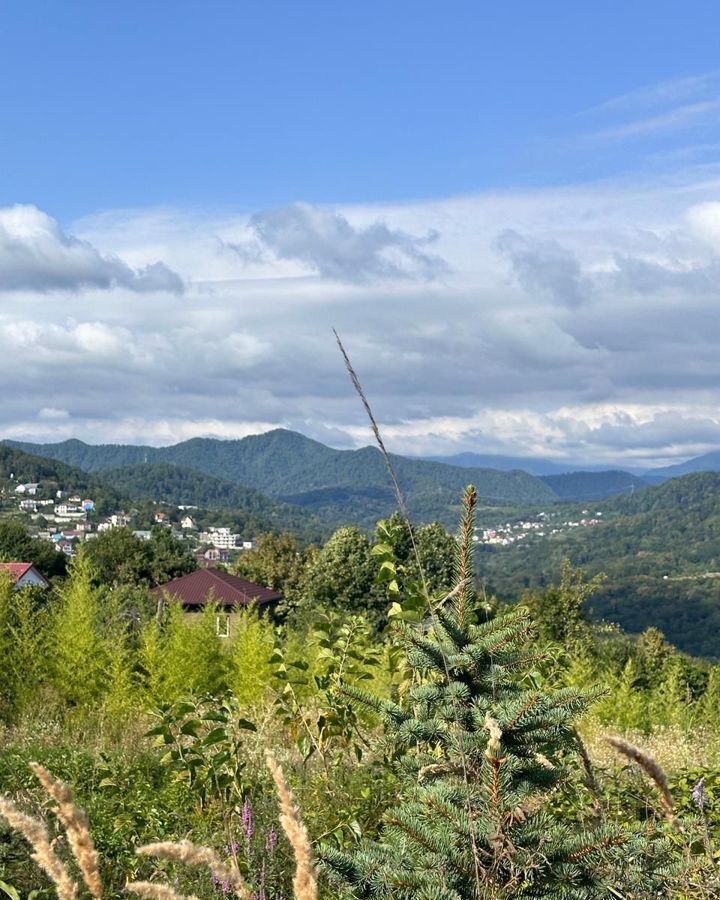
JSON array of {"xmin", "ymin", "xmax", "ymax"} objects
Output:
[{"xmin": 152, "ymin": 568, "xmax": 282, "ymax": 635}]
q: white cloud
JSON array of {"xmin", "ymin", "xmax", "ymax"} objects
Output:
[
  {"xmin": 3, "ymin": 177, "xmax": 720, "ymax": 466},
  {"xmin": 229, "ymin": 202, "xmax": 448, "ymax": 283},
  {"xmin": 0, "ymin": 205, "xmax": 183, "ymax": 293}
]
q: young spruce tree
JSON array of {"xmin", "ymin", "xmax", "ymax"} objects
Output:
[{"xmin": 322, "ymin": 486, "xmax": 671, "ymax": 899}]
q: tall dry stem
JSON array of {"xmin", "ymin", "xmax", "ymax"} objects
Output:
[
  {"xmin": 31, "ymin": 762, "xmax": 102, "ymax": 899},
  {"xmin": 126, "ymin": 881, "xmax": 196, "ymax": 900},
  {"xmin": 137, "ymin": 840, "xmax": 250, "ymax": 900},
  {"xmin": 607, "ymin": 735, "xmax": 676, "ymax": 824},
  {"xmin": 0, "ymin": 796, "xmax": 78, "ymax": 900},
  {"xmin": 265, "ymin": 751, "xmax": 317, "ymax": 900}
]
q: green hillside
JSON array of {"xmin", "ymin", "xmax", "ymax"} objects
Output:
[
  {"xmin": 0, "ymin": 445, "xmax": 123, "ymax": 512},
  {"xmin": 6, "ymin": 437, "xmax": 154, "ymax": 471},
  {"xmin": 6, "ymin": 429, "xmax": 558, "ymax": 526},
  {"xmin": 539, "ymin": 469, "xmax": 650, "ymax": 501},
  {"xmin": 98, "ymin": 462, "xmax": 322, "ymax": 534},
  {"xmin": 479, "ymin": 471, "xmax": 720, "ymax": 656}
]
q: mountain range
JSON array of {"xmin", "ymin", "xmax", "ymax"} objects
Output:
[
  {"xmin": 5, "ymin": 430, "xmax": 557, "ymax": 528},
  {"xmin": 7, "ymin": 430, "xmax": 720, "ymax": 526},
  {"xmin": 425, "ymin": 449, "xmax": 720, "ymax": 482}
]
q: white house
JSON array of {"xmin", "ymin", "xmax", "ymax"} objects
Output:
[
  {"xmin": 0, "ymin": 563, "xmax": 50, "ymax": 590},
  {"xmin": 15, "ymin": 483, "xmax": 39, "ymax": 496}
]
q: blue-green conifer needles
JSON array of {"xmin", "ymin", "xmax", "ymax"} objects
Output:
[{"xmin": 322, "ymin": 486, "xmax": 672, "ymax": 899}]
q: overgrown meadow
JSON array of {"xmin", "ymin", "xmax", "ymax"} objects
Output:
[{"xmin": 2, "ymin": 495, "xmax": 720, "ymax": 898}]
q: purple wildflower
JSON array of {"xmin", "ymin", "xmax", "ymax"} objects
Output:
[
  {"xmin": 265, "ymin": 826, "xmax": 278, "ymax": 854},
  {"xmin": 242, "ymin": 798, "xmax": 255, "ymax": 843},
  {"xmin": 692, "ymin": 777, "xmax": 709, "ymax": 809}
]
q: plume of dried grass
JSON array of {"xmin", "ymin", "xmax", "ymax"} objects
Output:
[
  {"xmin": 0, "ymin": 796, "xmax": 78, "ymax": 900},
  {"xmin": 137, "ymin": 840, "xmax": 250, "ymax": 900},
  {"xmin": 265, "ymin": 751, "xmax": 318, "ymax": 900},
  {"xmin": 126, "ymin": 881, "xmax": 197, "ymax": 900},
  {"xmin": 607, "ymin": 735, "xmax": 676, "ymax": 824},
  {"xmin": 30, "ymin": 762, "xmax": 102, "ymax": 899}
]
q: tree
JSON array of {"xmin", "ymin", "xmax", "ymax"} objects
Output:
[
  {"xmin": 0, "ymin": 520, "xmax": 66, "ymax": 578},
  {"xmin": 322, "ymin": 487, "xmax": 672, "ymax": 898},
  {"xmin": 233, "ymin": 532, "xmax": 307, "ymax": 612},
  {"xmin": 50, "ymin": 551, "xmax": 108, "ymax": 707},
  {"xmin": 301, "ymin": 526, "xmax": 382, "ymax": 619},
  {"xmin": 379, "ymin": 513, "xmax": 458, "ymax": 596},
  {"xmin": 148, "ymin": 526, "xmax": 196, "ymax": 584},
  {"xmin": 522, "ymin": 560, "xmax": 604, "ymax": 649},
  {"xmin": 85, "ymin": 526, "xmax": 152, "ymax": 586},
  {"xmin": 0, "ymin": 576, "xmax": 51, "ymax": 720}
]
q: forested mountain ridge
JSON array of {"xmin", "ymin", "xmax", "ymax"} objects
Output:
[
  {"xmin": 480, "ymin": 471, "xmax": 720, "ymax": 657},
  {"xmin": 98, "ymin": 462, "xmax": 321, "ymax": 533},
  {"xmin": 6, "ymin": 429, "xmax": 558, "ymax": 526},
  {"xmin": 539, "ymin": 469, "xmax": 650, "ymax": 501},
  {"xmin": 6, "ymin": 437, "xmax": 154, "ymax": 471}
]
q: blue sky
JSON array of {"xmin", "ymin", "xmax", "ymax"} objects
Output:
[
  {"xmin": 2, "ymin": 2, "xmax": 720, "ymax": 465},
  {"xmin": 3, "ymin": 1, "xmax": 720, "ymax": 219}
]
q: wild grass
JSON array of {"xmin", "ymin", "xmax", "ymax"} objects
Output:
[{"xmin": 0, "ymin": 753, "xmax": 317, "ymax": 900}]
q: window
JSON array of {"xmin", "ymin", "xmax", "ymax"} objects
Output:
[{"xmin": 216, "ymin": 614, "xmax": 230, "ymax": 638}]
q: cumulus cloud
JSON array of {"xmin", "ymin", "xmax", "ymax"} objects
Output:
[
  {"xmin": 2, "ymin": 178, "xmax": 720, "ymax": 467},
  {"xmin": 231, "ymin": 202, "xmax": 448, "ymax": 282},
  {"xmin": 496, "ymin": 229, "xmax": 589, "ymax": 307},
  {"xmin": 0, "ymin": 205, "xmax": 183, "ymax": 293}
]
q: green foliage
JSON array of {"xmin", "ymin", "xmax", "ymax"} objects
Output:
[
  {"xmin": 302, "ymin": 526, "xmax": 383, "ymax": 619},
  {"xmin": 271, "ymin": 611, "xmax": 382, "ymax": 762},
  {"xmin": 140, "ymin": 600, "xmax": 230, "ymax": 703},
  {"xmin": 146, "ymin": 695, "xmax": 256, "ymax": 811},
  {"xmin": 99, "ymin": 462, "xmax": 321, "ymax": 535},
  {"xmin": 227, "ymin": 608, "xmax": 276, "ymax": 706},
  {"xmin": 522, "ymin": 560, "xmax": 604, "ymax": 649},
  {"xmin": 85, "ymin": 526, "xmax": 195, "ymax": 587},
  {"xmin": 0, "ymin": 519, "xmax": 66, "ymax": 578},
  {"xmin": 50, "ymin": 552, "xmax": 109, "ymax": 707},
  {"xmin": 480, "ymin": 472, "xmax": 720, "ymax": 657},
  {"xmin": 0, "ymin": 578, "xmax": 51, "ymax": 720},
  {"xmin": 233, "ymin": 531, "xmax": 309, "ymax": 613},
  {"xmin": 323, "ymin": 492, "xmax": 674, "ymax": 899},
  {"xmin": 539, "ymin": 470, "xmax": 649, "ymax": 501}
]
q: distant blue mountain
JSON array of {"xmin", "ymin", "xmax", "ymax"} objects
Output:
[
  {"xmin": 422, "ymin": 452, "xmax": 599, "ymax": 476},
  {"xmin": 539, "ymin": 470, "xmax": 650, "ymax": 501},
  {"xmin": 641, "ymin": 450, "xmax": 720, "ymax": 482}
]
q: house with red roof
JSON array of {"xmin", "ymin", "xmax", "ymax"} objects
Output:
[
  {"xmin": 0, "ymin": 563, "xmax": 51, "ymax": 590},
  {"xmin": 152, "ymin": 567, "xmax": 282, "ymax": 636}
]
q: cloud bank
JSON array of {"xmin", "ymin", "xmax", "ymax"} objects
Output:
[{"xmin": 3, "ymin": 176, "xmax": 720, "ymax": 467}]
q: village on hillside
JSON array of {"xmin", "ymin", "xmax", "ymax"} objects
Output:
[
  {"xmin": 4, "ymin": 477, "xmax": 255, "ymax": 565},
  {"xmin": 473, "ymin": 509, "xmax": 603, "ymax": 546}
]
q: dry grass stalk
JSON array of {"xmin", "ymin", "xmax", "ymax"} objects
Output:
[
  {"xmin": 125, "ymin": 881, "xmax": 197, "ymax": 900},
  {"xmin": 0, "ymin": 796, "xmax": 78, "ymax": 900},
  {"xmin": 607, "ymin": 735, "xmax": 676, "ymax": 824},
  {"xmin": 30, "ymin": 762, "xmax": 102, "ymax": 899},
  {"xmin": 265, "ymin": 751, "xmax": 318, "ymax": 900},
  {"xmin": 137, "ymin": 840, "xmax": 250, "ymax": 900}
]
